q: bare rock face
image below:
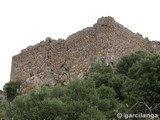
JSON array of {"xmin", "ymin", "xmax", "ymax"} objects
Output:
[{"xmin": 10, "ymin": 16, "xmax": 160, "ymax": 94}]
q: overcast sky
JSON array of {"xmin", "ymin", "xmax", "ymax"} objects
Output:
[{"xmin": 0, "ymin": 0, "xmax": 160, "ymax": 90}]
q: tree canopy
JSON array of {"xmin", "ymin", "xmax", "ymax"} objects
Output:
[
  {"xmin": 1, "ymin": 51, "xmax": 160, "ymax": 119},
  {"xmin": 3, "ymin": 81, "xmax": 21, "ymax": 102}
]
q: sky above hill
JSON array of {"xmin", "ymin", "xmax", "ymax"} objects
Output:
[{"xmin": 0, "ymin": 0, "xmax": 160, "ymax": 90}]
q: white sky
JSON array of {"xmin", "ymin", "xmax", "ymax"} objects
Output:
[{"xmin": 0, "ymin": 0, "xmax": 160, "ymax": 90}]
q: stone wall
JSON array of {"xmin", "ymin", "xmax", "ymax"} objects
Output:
[{"xmin": 10, "ymin": 16, "xmax": 160, "ymax": 94}]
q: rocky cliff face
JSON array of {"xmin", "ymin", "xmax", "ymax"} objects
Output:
[{"xmin": 10, "ymin": 16, "xmax": 160, "ymax": 94}]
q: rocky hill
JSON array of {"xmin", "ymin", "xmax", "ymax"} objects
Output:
[{"xmin": 10, "ymin": 16, "xmax": 160, "ymax": 94}]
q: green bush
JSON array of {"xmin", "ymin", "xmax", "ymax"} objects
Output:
[{"xmin": 2, "ymin": 51, "xmax": 160, "ymax": 119}]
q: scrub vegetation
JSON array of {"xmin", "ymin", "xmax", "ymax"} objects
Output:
[{"xmin": 1, "ymin": 51, "xmax": 160, "ymax": 120}]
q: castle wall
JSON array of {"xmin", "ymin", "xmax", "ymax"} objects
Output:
[{"xmin": 10, "ymin": 16, "xmax": 160, "ymax": 94}]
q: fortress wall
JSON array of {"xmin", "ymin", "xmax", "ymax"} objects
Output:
[{"xmin": 10, "ymin": 16, "xmax": 160, "ymax": 94}]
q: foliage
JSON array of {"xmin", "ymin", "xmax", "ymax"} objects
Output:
[
  {"xmin": 1, "ymin": 51, "xmax": 160, "ymax": 119},
  {"xmin": 3, "ymin": 81, "xmax": 21, "ymax": 102},
  {"xmin": 0, "ymin": 102, "xmax": 9, "ymax": 120},
  {"xmin": 124, "ymin": 54, "xmax": 160, "ymax": 106},
  {"xmin": 90, "ymin": 61, "xmax": 112, "ymax": 75},
  {"xmin": 116, "ymin": 51, "xmax": 147, "ymax": 75}
]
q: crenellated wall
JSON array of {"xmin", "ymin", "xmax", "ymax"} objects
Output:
[{"xmin": 10, "ymin": 16, "xmax": 160, "ymax": 94}]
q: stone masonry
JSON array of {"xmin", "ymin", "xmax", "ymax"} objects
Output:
[{"xmin": 10, "ymin": 16, "xmax": 160, "ymax": 94}]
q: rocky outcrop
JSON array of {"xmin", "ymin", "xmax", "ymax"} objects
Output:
[{"xmin": 10, "ymin": 16, "xmax": 160, "ymax": 94}]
